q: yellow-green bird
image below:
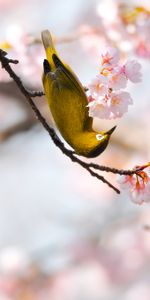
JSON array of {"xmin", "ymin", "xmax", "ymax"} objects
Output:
[{"xmin": 41, "ymin": 30, "xmax": 116, "ymax": 158}]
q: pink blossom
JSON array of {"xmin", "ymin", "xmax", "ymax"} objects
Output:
[
  {"xmin": 117, "ymin": 164, "xmax": 150, "ymax": 205},
  {"xmin": 136, "ymin": 41, "xmax": 150, "ymax": 59},
  {"xmin": 108, "ymin": 91, "xmax": 133, "ymax": 119},
  {"xmin": 131, "ymin": 181, "xmax": 150, "ymax": 204},
  {"xmin": 88, "ymin": 91, "xmax": 132, "ymax": 120},
  {"xmin": 117, "ymin": 174, "xmax": 136, "ymax": 190},
  {"xmin": 88, "ymin": 75, "xmax": 108, "ymax": 97},
  {"xmin": 0, "ymin": 0, "xmax": 19, "ymax": 10},
  {"xmin": 124, "ymin": 60, "xmax": 142, "ymax": 83},
  {"xmin": 87, "ymin": 45, "xmax": 142, "ymax": 120},
  {"xmin": 0, "ymin": 26, "xmax": 44, "ymax": 87},
  {"xmin": 88, "ymin": 96, "xmax": 111, "ymax": 119},
  {"xmin": 108, "ymin": 67, "xmax": 128, "ymax": 90},
  {"xmin": 100, "ymin": 47, "xmax": 120, "ymax": 66}
]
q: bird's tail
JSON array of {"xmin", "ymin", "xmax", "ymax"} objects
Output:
[{"xmin": 41, "ymin": 30, "xmax": 58, "ymax": 71}]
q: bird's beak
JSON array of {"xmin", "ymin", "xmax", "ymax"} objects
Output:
[{"xmin": 106, "ymin": 125, "xmax": 117, "ymax": 135}]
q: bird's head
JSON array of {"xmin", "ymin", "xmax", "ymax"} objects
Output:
[{"xmin": 86, "ymin": 125, "xmax": 116, "ymax": 158}]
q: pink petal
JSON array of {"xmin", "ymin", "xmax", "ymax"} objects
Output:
[
  {"xmin": 101, "ymin": 47, "xmax": 120, "ymax": 66},
  {"xmin": 124, "ymin": 60, "xmax": 142, "ymax": 83}
]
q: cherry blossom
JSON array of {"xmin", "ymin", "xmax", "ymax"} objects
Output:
[
  {"xmin": 0, "ymin": 25, "xmax": 44, "ymax": 87},
  {"xmin": 117, "ymin": 163, "xmax": 150, "ymax": 205},
  {"xmin": 124, "ymin": 60, "xmax": 142, "ymax": 83},
  {"xmin": 88, "ymin": 75, "xmax": 108, "ymax": 97},
  {"xmin": 109, "ymin": 91, "xmax": 133, "ymax": 118},
  {"xmin": 80, "ymin": 2, "xmax": 150, "ymax": 61},
  {"xmin": 87, "ymin": 46, "xmax": 140, "ymax": 120},
  {"xmin": 88, "ymin": 91, "xmax": 132, "ymax": 119},
  {"xmin": 108, "ymin": 66, "xmax": 128, "ymax": 90},
  {"xmin": 88, "ymin": 95, "xmax": 111, "ymax": 119},
  {"xmin": 117, "ymin": 3, "xmax": 150, "ymax": 59},
  {"xmin": 136, "ymin": 41, "xmax": 150, "ymax": 59},
  {"xmin": 100, "ymin": 47, "xmax": 120, "ymax": 66}
]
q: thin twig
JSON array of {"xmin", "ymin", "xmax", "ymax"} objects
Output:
[
  {"xmin": 27, "ymin": 90, "xmax": 45, "ymax": 97},
  {"xmin": 87, "ymin": 163, "xmax": 145, "ymax": 175},
  {"xmin": 0, "ymin": 50, "xmax": 144, "ymax": 194}
]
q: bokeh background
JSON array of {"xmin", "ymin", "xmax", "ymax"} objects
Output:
[{"xmin": 0, "ymin": 0, "xmax": 150, "ymax": 298}]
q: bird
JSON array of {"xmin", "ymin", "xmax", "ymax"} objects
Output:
[{"xmin": 41, "ymin": 30, "xmax": 116, "ymax": 158}]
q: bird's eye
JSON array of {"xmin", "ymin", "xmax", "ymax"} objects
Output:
[{"xmin": 96, "ymin": 134, "xmax": 104, "ymax": 141}]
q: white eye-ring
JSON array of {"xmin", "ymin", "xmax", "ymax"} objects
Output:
[{"xmin": 96, "ymin": 134, "xmax": 104, "ymax": 141}]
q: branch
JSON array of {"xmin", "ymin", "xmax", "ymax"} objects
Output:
[
  {"xmin": 86, "ymin": 162, "xmax": 145, "ymax": 175},
  {"xmin": 0, "ymin": 50, "xmax": 143, "ymax": 194},
  {"xmin": 27, "ymin": 90, "xmax": 45, "ymax": 97}
]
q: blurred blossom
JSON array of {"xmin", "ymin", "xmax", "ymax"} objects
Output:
[
  {"xmin": 116, "ymin": 2, "xmax": 150, "ymax": 58},
  {"xmin": 124, "ymin": 60, "xmax": 142, "ymax": 83},
  {"xmin": 0, "ymin": 0, "xmax": 19, "ymax": 10},
  {"xmin": 124, "ymin": 283, "xmax": 150, "ymax": 300},
  {"xmin": 79, "ymin": 25, "xmax": 106, "ymax": 62},
  {"xmin": 0, "ymin": 247, "xmax": 29, "ymax": 276},
  {"xmin": 96, "ymin": 0, "xmax": 118, "ymax": 24},
  {"xmin": 80, "ymin": 1, "xmax": 150, "ymax": 60},
  {"xmin": 48, "ymin": 263, "xmax": 111, "ymax": 300},
  {"xmin": 0, "ymin": 24, "xmax": 44, "ymax": 87},
  {"xmin": 136, "ymin": 41, "xmax": 150, "ymax": 58},
  {"xmin": 5, "ymin": 25, "xmax": 27, "ymax": 49}
]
